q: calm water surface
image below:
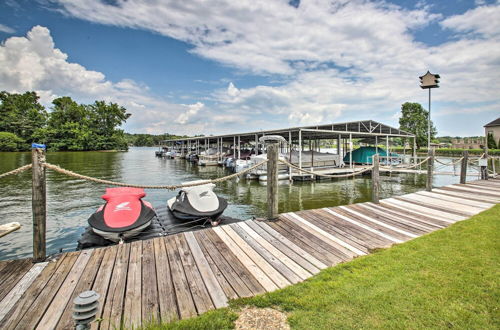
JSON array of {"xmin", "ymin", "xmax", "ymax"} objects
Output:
[{"xmin": 0, "ymin": 147, "xmax": 483, "ymax": 260}]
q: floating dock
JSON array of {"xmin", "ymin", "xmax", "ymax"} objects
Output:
[{"xmin": 0, "ymin": 179, "xmax": 498, "ymax": 329}]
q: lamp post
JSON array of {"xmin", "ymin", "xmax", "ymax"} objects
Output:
[{"xmin": 419, "ymin": 71, "xmax": 440, "ymax": 149}]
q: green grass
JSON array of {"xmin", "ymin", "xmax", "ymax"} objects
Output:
[{"xmin": 146, "ymin": 205, "xmax": 500, "ymax": 329}]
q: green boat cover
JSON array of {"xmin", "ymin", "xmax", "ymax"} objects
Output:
[{"xmin": 343, "ymin": 146, "xmax": 398, "ymax": 164}]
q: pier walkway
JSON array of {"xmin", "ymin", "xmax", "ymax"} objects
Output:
[{"xmin": 0, "ymin": 179, "xmax": 499, "ymax": 329}]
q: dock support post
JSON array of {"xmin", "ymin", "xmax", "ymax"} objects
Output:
[
  {"xmin": 460, "ymin": 150, "xmax": 468, "ymax": 184},
  {"xmin": 264, "ymin": 139, "xmax": 280, "ymax": 220},
  {"xmin": 32, "ymin": 144, "xmax": 47, "ymax": 262},
  {"xmin": 372, "ymin": 153, "xmax": 380, "ymax": 203},
  {"xmin": 288, "ymin": 131, "xmax": 292, "ymax": 181},
  {"xmin": 413, "ymin": 137, "xmax": 417, "ymax": 166},
  {"xmin": 349, "ymin": 133, "xmax": 352, "ymax": 169},
  {"xmin": 299, "ymin": 130, "xmax": 302, "ymax": 171},
  {"xmin": 426, "ymin": 148, "xmax": 434, "ymax": 191}
]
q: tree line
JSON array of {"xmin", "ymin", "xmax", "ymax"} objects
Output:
[{"xmin": 0, "ymin": 91, "xmax": 131, "ymax": 151}]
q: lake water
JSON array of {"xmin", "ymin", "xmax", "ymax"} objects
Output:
[{"xmin": 0, "ymin": 147, "xmax": 484, "ymax": 260}]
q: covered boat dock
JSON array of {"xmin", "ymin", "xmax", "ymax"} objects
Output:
[{"xmin": 162, "ymin": 120, "xmax": 416, "ymax": 177}]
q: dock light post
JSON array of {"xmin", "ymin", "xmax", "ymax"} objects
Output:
[{"xmin": 419, "ymin": 71, "xmax": 440, "ymax": 150}]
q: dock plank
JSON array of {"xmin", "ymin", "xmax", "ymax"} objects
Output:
[
  {"xmin": 164, "ymin": 235, "xmax": 197, "ymax": 319},
  {"xmin": 337, "ymin": 206, "xmax": 419, "ymax": 239},
  {"xmin": 124, "ymin": 240, "xmax": 142, "ymax": 329},
  {"xmin": 90, "ymin": 245, "xmax": 119, "ymax": 330},
  {"xmin": 302, "ymin": 209, "xmax": 388, "ymax": 249},
  {"xmin": 381, "ymin": 199, "xmax": 460, "ymax": 222},
  {"xmin": 153, "ymin": 237, "xmax": 178, "ymax": 323},
  {"xmin": 221, "ymin": 225, "xmax": 291, "ymax": 288},
  {"xmin": 362, "ymin": 203, "xmax": 446, "ymax": 230},
  {"xmin": 269, "ymin": 217, "xmax": 344, "ymax": 265},
  {"xmin": 0, "ymin": 222, "xmax": 21, "ymax": 238},
  {"xmin": 15, "ymin": 252, "xmax": 79, "ymax": 329},
  {"xmin": 415, "ymin": 191, "xmax": 494, "ymax": 209},
  {"xmin": 318, "ymin": 207, "xmax": 404, "ymax": 244},
  {"xmin": 246, "ymin": 220, "xmax": 321, "ymax": 275},
  {"xmin": 369, "ymin": 202, "xmax": 452, "ymax": 227},
  {"xmin": 230, "ymin": 223, "xmax": 302, "ymax": 284},
  {"xmin": 0, "ymin": 262, "xmax": 47, "ymax": 322},
  {"xmin": 0, "ymin": 256, "xmax": 65, "ymax": 329},
  {"xmin": 298, "ymin": 210, "xmax": 375, "ymax": 252},
  {"xmin": 174, "ymin": 234, "xmax": 214, "ymax": 314},
  {"xmin": 194, "ymin": 231, "xmax": 239, "ymax": 300},
  {"xmin": 142, "ymin": 239, "xmax": 160, "ymax": 323},
  {"xmin": 284, "ymin": 212, "xmax": 365, "ymax": 257},
  {"xmin": 347, "ymin": 204, "xmax": 429, "ymax": 236},
  {"xmin": 37, "ymin": 249, "xmax": 93, "ymax": 330},
  {"xmin": 100, "ymin": 243, "xmax": 130, "ymax": 330},
  {"xmin": 433, "ymin": 188, "xmax": 500, "ymax": 204},
  {"xmin": 357, "ymin": 203, "xmax": 438, "ymax": 232},
  {"xmin": 212, "ymin": 226, "xmax": 278, "ymax": 292},
  {"xmin": 0, "ymin": 258, "xmax": 33, "ymax": 303},
  {"xmin": 184, "ymin": 232, "xmax": 228, "ymax": 308},
  {"xmin": 56, "ymin": 247, "xmax": 106, "ymax": 330},
  {"xmin": 200, "ymin": 230, "xmax": 262, "ymax": 297}
]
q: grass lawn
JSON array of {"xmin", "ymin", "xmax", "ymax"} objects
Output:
[{"xmin": 146, "ymin": 204, "xmax": 500, "ymax": 329}]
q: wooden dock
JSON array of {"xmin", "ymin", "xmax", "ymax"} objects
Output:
[{"xmin": 0, "ymin": 179, "xmax": 498, "ymax": 329}]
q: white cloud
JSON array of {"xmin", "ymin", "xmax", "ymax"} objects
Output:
[
  {"xmin": 3, "ymin": 0, "xmax": 500, "ymax": 136},
  {"xmin": 176, "ymin": 102, "xmax": 205, "ymax": 124},
  {"xmin": 441, "ymin": 4, "xmax": 500, "ymax": 37},
  {"xmin": 0, "ymin": 25, "xmax": 216, "ymax": 134},
  {"xmin": 0, "ymin": 24, "xmax": 15, "ymax": 34}
]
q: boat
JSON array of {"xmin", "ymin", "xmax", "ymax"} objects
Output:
[
  {"xmin": 86, "ymin": 187, "xmax": 156, "ymax": 243},
  {"xmin": 167, "ymin": 181, "xmax": 228, "ymax": 225}
]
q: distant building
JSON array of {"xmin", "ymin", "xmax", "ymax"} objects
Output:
[
  {"xmin": 484, "ymin": 117, "xmax": 500, "ymax": 148},
  {"xmin": 451, "ymin": 137, "xmax": 485, "ymax": 149}
]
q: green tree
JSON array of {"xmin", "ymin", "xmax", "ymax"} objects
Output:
[
  {"xmin": 399, "ymin": 102, "xmax": 437, "ymax": 149},
  {"xmin": 87, "ymin": 101, "xmax": 130, "ymax": 150},
  {"xmin": 486, "ymin": 133, "xmax": 497, "ymax": 149},
  {"xmin": 0, "ymin": 91, "xmax": 47, "ymax": 144},
  {"xmin": 0, "ymin": 132, "xmax": 25, "ymax": 151},
  {"xmin": 46, "ymin": 97, "xmax": 92, "ymax": 151}
]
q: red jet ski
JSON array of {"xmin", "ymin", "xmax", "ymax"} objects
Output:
[{"xmin": 88, "ymin": 187, "xmax": 156, "ymax": 242}]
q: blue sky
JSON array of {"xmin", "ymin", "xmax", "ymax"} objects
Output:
[{"xmin": 1, "ymin": 0, "xmax": 499, "ymax": 136}]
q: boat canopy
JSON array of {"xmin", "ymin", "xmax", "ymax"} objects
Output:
[{"xmin": 343, "ymin": 146, "xmax": 398, "ymax": 164}]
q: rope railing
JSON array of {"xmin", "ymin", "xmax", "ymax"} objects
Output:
[
  {"xmin": 0, "ymin": 164, "xmax": 32, "ymax": 179},
  {"xmin": 380, "ymin": 156, "xmax": 430, "ymax": 170},
  {"xmin": 43, "ymin": 160, "xmax": 268, "ymax": 190},
  {"xmin": 278, "ymin": 159, "xmax": 374, "ymax": 178},
  {"xmin": 434, "ymin": 157, "xmax": 464, "ymax": 166}
]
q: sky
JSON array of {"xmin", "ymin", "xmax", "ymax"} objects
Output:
[{"xmin": 0, "ymin": 0, "xmax": 499, "ymax": 137}]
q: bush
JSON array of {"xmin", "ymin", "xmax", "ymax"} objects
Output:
[
  {"xmin": 487, "ymin": 133, "xmax": 497, "ymax": 149},
  {"xmin": 0, "ymin": 132, "xmax": 25, "ymax": 151}
]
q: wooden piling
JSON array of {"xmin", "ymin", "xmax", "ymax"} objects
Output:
[
  {"xmin": 426, "ymin": 148, "xmax": 434, "ymax": 192},
  {"xmin": 372, "ymin": 153, "xmax": 380, "ymax": 203},
  {"xmin": 32, "ymin": 146, "xmax": 47, "ymax": 262},
  {"xmin": 460, "ymin": 150, "xmax": 468, "ymax": 184},
  {"xmin": 267, "ymin": 142, "xmax": 279, "ymax": 220}
]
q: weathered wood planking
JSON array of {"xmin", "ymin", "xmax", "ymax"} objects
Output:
[
  {"xmin": 0, "ymin": 179, "xmax": 497, "ymax": 329},
  {"xmin": 0, "ymin": 222, "xmax": 21, "ymax": 238}
]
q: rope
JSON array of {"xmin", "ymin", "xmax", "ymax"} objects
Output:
[
  {"xmin": 279, "ymin": 159, "xmax": 374, "ymax": 178},
  {"xmin": 44, "ymin": 160, "xmax": 268, "ymax": 190},
  {"xmin": 0, "ymin": 164, "xmax": 32, "ymax": 179},
  {"xmin": 380, "ymin": 157, "xmax": 430, "ymax": 170},
  {"xmin": 434, "ymin": 157, "xmax": 464, "ymax": 166}
]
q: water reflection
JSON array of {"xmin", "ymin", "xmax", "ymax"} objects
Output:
[{"xmin": 0, "ymin": 147, "xmax": 496, "ymax": 260}]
